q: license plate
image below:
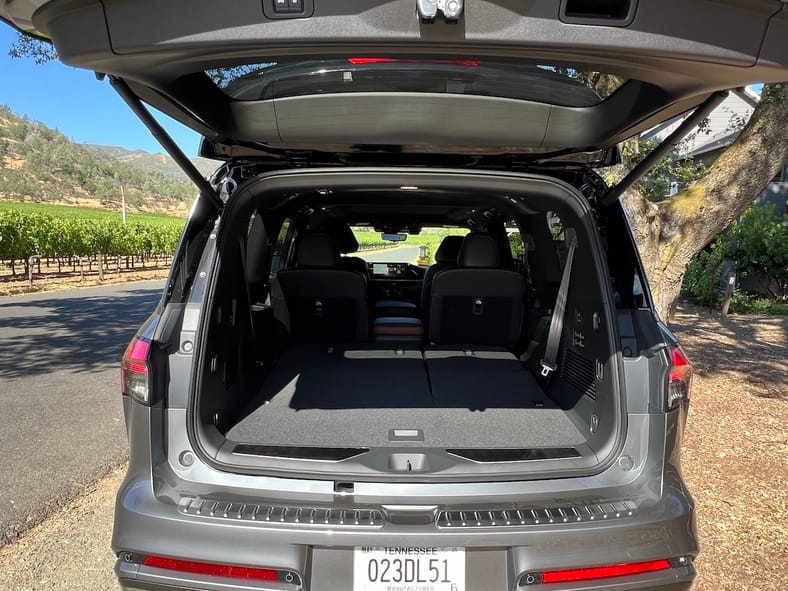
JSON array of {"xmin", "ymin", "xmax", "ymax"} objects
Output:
[{"xmin": 353, "ymin": 547, "xmax": 465, "ymax": 591}]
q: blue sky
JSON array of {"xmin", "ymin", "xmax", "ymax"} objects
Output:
[{"xmin": 0, "ymin": 27, "xmax": 201, "ymax": 156}]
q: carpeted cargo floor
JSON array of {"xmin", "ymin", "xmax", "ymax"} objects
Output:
[{"xmin": 226, "ymin": 344, "xmax": 585, "ymax": 449}]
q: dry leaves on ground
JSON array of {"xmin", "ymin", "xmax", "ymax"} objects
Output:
[{"xmin": 670, "ymin": 303, "xmax": 787, "ymax": 591}]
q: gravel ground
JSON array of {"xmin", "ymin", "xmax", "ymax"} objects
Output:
[
  {"xmin": 671, "ymin": 304, "xmax": 787, "ymax": 591},
  {"xmin": 0, "ymin": 304, "xmax": 784, "ymax": 590},
  {"xmin": 0, "ymin": 466, "xmax": 122, "ymax": 591}
]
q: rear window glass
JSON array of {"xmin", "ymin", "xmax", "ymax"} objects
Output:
[
  {"xmin": 206, "ymin": 59, "xmax": 626, "ymax": 107},
  {"xmin": 349, "ymin": 226, "xmax": 469, "ymax": 263}
]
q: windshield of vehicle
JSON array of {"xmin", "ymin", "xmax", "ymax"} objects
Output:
[
  {"xmin": 350, "ymin": 226, "xmax": 469, "ymax": 264},
  {"xmin": 207, "ymin": 58, "xmax": 626, "ymax": 107}
]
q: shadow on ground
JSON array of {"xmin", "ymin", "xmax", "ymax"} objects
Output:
[{"xmin": 0, "ymin": 287, "xmax": 162, "ymax": 378}]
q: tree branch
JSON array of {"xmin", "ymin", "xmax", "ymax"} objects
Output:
[
  {"xmin": 661, "ymin": 83, "xmax": 788, "ymax": 247},
  {"xmin": 632, "ymin": 83, "xmax": 788, "ymax": 319}
]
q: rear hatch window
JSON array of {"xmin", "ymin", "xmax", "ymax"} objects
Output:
[{"xmin": 209, "ymin": 58, "xmax": 627, "ymax": 107}]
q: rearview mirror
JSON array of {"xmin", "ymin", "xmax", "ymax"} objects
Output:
[{"xmin": 382, "ymin": 233, "xmax": 407, "ymax": 242}]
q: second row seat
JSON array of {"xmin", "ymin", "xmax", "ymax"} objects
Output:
[
  {"xmin": 273, "ymin": 232, "xmax": 524, "ymax": 348},
  {"xmin": 428, "ymin": 233, "xmax": 526, "ymax": 348}
]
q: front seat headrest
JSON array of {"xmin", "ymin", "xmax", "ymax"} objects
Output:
[
  {"xmin": 296, "ymin": 234, "xmax": 341, "ymax": 268},
  {"xmin": 434, "ymin": 235, "xmax": 465, "ymax": 263},
  {"xmin": 333, "ymin": 223, "xmax": 360, "ymax": 254},
  {"xmin": 315, "ymin": 221, "xmax": 360, "ymax": 254},
  {"xmin": 458, "ymin": 233, "xmax": 502, "ymax": 268}
]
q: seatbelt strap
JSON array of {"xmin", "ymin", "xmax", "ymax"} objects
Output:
[{"xmin": 539, "ymin": 235, "xmax": 578, "ymax": 380}]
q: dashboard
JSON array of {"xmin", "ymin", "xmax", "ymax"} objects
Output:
[
  {"xmin": 366, "ymin": 261, "xmax": 425, "ymax": 303},
  {"xmin": 369, "ymin": 262, "xmax": 423, "ymax": 280}
]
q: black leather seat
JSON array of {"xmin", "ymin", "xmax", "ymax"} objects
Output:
[
  {"xmin": 329, "ymin": 222, "xmax": 370, "ymax": 279},
  {"xmin": 272, "ymin": 234, "xmax": 368, "ymax": 342},
  {"xmin": 419, "ymin": 235, "xmax": 465, "ymax": 314},
  {"xmin": 428, "ymin": 233, "xmax": 525, "ymax": 348},
  {"xmin": 373, "ymin": 234, "xmax": 465, "ymax": 319}
]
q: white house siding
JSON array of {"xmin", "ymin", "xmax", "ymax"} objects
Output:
[
  {"xmin": 641, "ymin": 88, "xmax": 759, "ymax": 157},
  {"xmin": 641, "ymin": 88, "xmax": 787, "ymax": 207}
]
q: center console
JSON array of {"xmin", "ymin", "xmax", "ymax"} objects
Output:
[{"xmin": 367, "ymin": 262, "xmax": 424, "ymax": 305}]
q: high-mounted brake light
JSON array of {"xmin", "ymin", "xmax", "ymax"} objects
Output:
[
  {"xmin": 523, "ymin": 559, "xmax": 672, "ymax": 585},
  {"xmin": 121, "ymin": 337, "xmax": 151, "ymax": 404},
  {"xmin": 667, "ymin": 345, "xmax": 693, "ymax": 410},
  {"xmin": 347, "ymin": 57, "xmax": 480, "ymax": 67},
  {"xmin": 142, "ymin": 556, "xmax": 298, "ymax": 583}
]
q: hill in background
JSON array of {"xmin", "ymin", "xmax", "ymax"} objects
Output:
[
  {"xmin": 85, "ymin": 145, "xmax": 218, "ymax": 180},
  {"xmin": 0, "ymin": 105, "xmax": 220, "ymax": 216}
]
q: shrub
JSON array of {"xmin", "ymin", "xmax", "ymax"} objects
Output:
[
  {"xmin": 683, "ymin": 204, "xmax": 788, "ymax": 312},
  {"xmin": 727, "ymin": 291, "xmax": 788, "ymax": 316}
]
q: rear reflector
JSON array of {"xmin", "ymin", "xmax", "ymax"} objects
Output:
[
  {"xmin": 142, "ymin": 556, "xmax": 278, "ymax": 581},
  {"xmin": 535, "ymin": 559, "xmax": 672, "ymax": 584},
  {"xmin": 121, "ymin": 337, "xmax": 151, "ymax": 404},
  {"xmin": 667, "ymin": 345, "xmax": 693, "ymax": 410}
]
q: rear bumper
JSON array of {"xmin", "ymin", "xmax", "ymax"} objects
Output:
[{"xmin": 113, "ymin": 474, "xmax": 698, "ymax": 591}]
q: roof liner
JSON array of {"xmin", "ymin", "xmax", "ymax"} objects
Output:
[{"xmin": 15, "ymin": 0, "xmax": 788, "ymax": 153}]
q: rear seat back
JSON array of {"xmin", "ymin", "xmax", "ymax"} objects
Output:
[
  {"xmin": 419, "ymin": 235, "xmax": 465, "ymax": 314},
  {"xmin": 272, "ymin": 234, "xmax": 368, "ymax": 342},
  {"xmin": 429, "ymin": 233, "xmax": 525, "ymax": 348}
]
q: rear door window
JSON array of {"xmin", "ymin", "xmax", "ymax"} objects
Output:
[{"xmin": 269, "ymin": 219, "xmax": 294, "ymax": 275}]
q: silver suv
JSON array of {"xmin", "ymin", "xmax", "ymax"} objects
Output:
[{"xmin": 5, "ymin": 1, "xmax": 787, "ymax": 590}]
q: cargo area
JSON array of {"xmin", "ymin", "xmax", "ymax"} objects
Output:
[
  {"xmin": 190, "ymin": 173, "xmax": 629, "ymax": 479},
  {"xmin": 225, "ymin": 343, "xmax": 586, "ymax": 451}
]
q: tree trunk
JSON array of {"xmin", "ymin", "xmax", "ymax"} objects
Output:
[{"xmin": 622, "ymin": 83, "xmax": 788, "ymax": 321}]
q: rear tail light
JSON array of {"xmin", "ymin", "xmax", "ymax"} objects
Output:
[
  {"xmin": 347, "ymin": 57, "xmax": 480, "ymax": 67},
  {"xmin": 667, "ymin": 345, "xmax": 693, "ymax": 410},
  {"xmin": 142, "ymin": 556, "xmax": 299, "ymax": 584},
  {"xmin": 523, "ymin": 559, "xmax": 672, "ymax": 585},
  {"xmin": 121, "ymin": 337, "xmax": 151, "ymax": 404}
]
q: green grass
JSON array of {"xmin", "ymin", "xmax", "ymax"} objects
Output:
[{"xmin": 0, "ymin": 202, "xmax": 184, "ymax": 226}]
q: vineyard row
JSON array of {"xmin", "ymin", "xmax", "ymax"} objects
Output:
[{"xmin": 0, "ymin": 210, "xmax": 184, "ymax": 276}]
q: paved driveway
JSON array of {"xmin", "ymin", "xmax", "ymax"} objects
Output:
[{"xmin": 0, "ymin": 281, "xmax": 163, "ymax": 545}]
